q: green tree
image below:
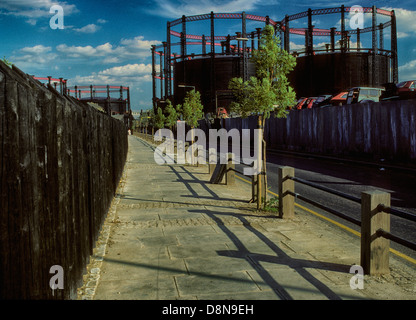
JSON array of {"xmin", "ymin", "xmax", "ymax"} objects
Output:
[
  {"xmin": 164, "ymin": 99, "xmax": 178, "ymax": 130},
  {"xmin": 176, "ymin": 89, "xmax": 204, "ymax": 165},
  {"xmin": 176, "ymin": 89, "xmax": 204, "ymax": 129},
  {"xmin": 153, "ymin": 107, "xmax": 166, "ymax": 130},
  {"xmin": 228, "ymin": 24, "xmax": 297, "ymax": 209}
]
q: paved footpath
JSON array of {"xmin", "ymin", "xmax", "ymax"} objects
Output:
[{"xmin": 77, "ymin": 135, "xmax": 416, "ymax": 300}]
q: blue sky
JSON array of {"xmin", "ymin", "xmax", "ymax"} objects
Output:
[{"xmin": 1, "ymin": 0, "xmax": 416, "ymax": 111}]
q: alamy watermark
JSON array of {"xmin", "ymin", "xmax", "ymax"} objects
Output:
[
  {"xmin": 49, "ymin": 265, "xmax": 64, "ymax": 295},
  {"xmin": 153, "ymin": 121, "xmax": 263, "ymax": 175},
  {"xmin": 349, "ymin": 5, "xmax": 365, "ymax": 30},
  {"xmin": 349, "ymin": 265, "xmax": 364, "ymax": 290},
  {"xmin": 49, "ymin": 5, "xmax": 64, "ymax": 29}
]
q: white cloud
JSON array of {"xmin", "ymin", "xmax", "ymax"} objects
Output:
[
  {"xmin": 70, "ymin": 64, "xmax": 153, "ymax": 87},
  {"xmin": 103, "ymin": 57, "xmax": 121, "ymax": 64},
  {"xmin": 73, "ymin": 24, "xmax": 101, "ymax": 34},
  {"xmin": 9, "ymin": 36, "xmax": 161, "ymax": 83},
  {"xmin": 55, "ymin": 36, "xmax": 161, "ymax": 62},
  {"xmin": 56, "ymin": 44, "xmax": 98, "ymax": 58},
  {"xmin": 0, "ymin": 0, "xmax": 78, "ymax": 20},
  {"xmin": 99, "ymin": 64, "xmax": 153, "ymax": 77},
  {"xmin": 381, "ymin": 7, "xmax": 416, "ymax": 38},
  {"xmin": 399, "ymin": 59, "xmax": 416, "ymax": 80},
  {"xmin": 26, "ymin": 19, "xmax": 37, "ymax": 25},
  {"xmin": 116, "ymin": 36, "xmax": 162, "ymax": 59},
  {"xmin": 10, "ymin": 45, "xmax": 57, "ymax": 70},
  {"xmin": 96, "ymin": 43, "xmax": 113, "ymax": 54},
  {"xmin": 147, "ymin": 0, "xmax": 263, "ymax": 18},
  {"xmin": 397, "ymin": 32, "xmax": 409, "ymax": 39},
  {"xmin": 120, "ymin": 36, "xmax": 160, "ymax": 50},
  {"xmin": 289, "ymin": 41, "xmax": 305, "ymax": 51},
  {"xmin": 20, "ymin": 45, "xmax": 52, "ymax": 54}
]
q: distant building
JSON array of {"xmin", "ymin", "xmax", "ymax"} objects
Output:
[
  {"xmin": 32, "ymin": 77, "xmax": 134, "ymax": 129},
  {"xmin": 152, "ymin": 6, "xmax": 398, "ymax": 114},
  {"xmin": 67, "ymin": 85, "xmax": 134, "ymax": 129}
]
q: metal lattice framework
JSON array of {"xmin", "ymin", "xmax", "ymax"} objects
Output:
[
  {"xmin": 33, "ymin": 76, "xmax": 68, "ymax": 94},
  {"xmin": 152, "ymin": 11, "xmax": 273, "ymax": 108},
  {"xmin": 151, "ymin": 6, "xmax": 398, "ymax": 110},
  {"xmin": 279, "ymin": 5, "xmax": 398, "ymax": 87},
  {"xmin": 65, "ymin": 85, "xmax": 131, "ymax": 115}
]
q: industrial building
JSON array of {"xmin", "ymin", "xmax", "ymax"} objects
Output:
[{"xmin": 151, "ymin": 5, "xmax": 398, "ymax": 114}]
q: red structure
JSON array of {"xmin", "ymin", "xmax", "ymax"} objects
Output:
[
  {"xmin": 32, "ymin": 76, "xmax": 67, "ymax": 94},
  {"xmin": 66, "ymin": 85, "xmax": 131, "ymax": 116},
  {"xmin": 33, "ymin": 76, "xmax": 132, "ymax": 128}
]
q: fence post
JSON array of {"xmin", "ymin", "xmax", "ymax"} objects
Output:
[
  {"xmin": 278, "ymin": 166, "xmax": 295, "ymax": 219},
  {"xmin": 360, "ymin": 190, "xmax": 391, "ymax": 275},
  {"xmin": 226, "ymin": 153, "xmax": 235, "ymax": 185}
]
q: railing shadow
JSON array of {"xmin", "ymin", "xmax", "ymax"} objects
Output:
[
  {"xmin": 167, "ymin": 162, "xmax": 353, "ymax": 300},
  {"xmin": 188, "ymin": 207, "xmax": 354, "ymax": 300}
]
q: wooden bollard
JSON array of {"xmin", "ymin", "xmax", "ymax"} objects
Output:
[
  {"xmin": 360, "ymin": 190, "xmax": 391, "ymax": 275},
  {"xmin": 278, "ymin": 166, "xmax": 295, "ymax": 219}
]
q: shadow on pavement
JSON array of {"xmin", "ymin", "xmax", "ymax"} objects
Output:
[{"xmin": 166, "ymin": 161, "xmax": 353, "ymax": 299}]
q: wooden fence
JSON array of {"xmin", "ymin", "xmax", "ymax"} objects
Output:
[
  {"xmin": 215, "ymin": 100, "xmax": 416, "ymax": 163},
  {"xmin": 0, "ymin": 61, "xmax": 128, "ymax": 299}
]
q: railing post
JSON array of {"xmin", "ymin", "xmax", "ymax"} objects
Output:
[
  {"xmin": 278, "ymin": 166, "xmax": 295, "ymax": 219},
  {"xmin": 226, "ymin": 153, "xmax": 235, "ymax": 185},
  {"xmin": 360, "ymin": 190, "xmax": 391, "ymax": 275}
]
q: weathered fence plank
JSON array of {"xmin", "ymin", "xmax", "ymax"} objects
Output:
[
  {"xmin": 0, "ymin": 61, "xmax": 128, "ymax": 299},
  {"xmin": 0, "ymin": 69, "xmax": 7, "ymax": 299},
  {"xmin": 219, "ymin": 100, "xmax": 416, "ymax": 163}
]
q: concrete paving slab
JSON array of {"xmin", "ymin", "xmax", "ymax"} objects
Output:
[
  {"xmin": 167, "ymin": 243, "xmax": 231, "ymax": 259},
  {"xmin": 109, "ymin": 225, "xmax": 164, "ymax": 242},
  {"xmin": 118, "ymin": 195, "xmax": 164, "ymax": 206},
  {"xmin": 160, "ymin": 207, "xmax": 205, "ymax": 220},
  {"xmin": 77, "ymin": 135, "xmax": 416, "ymax": 301},
  {"xmin": 94, "ymin": 276, "xmax": 178, "ymax": 300},
  {"xmin": 99, "ymin": 255, "xmax": 188, "ymax": 282},
  {"xmin": 174, "ymin": 272, "xmax": 260, "ymax": 298},
  {"xmin": 161, "ymin": 224, "xmax": 217, "ymax": 237},
  {"xmin": 245, "ymin": 265, "xmax": 332, "ymax": 300},
  {"xmin": 115, "ymin": 207, "xmax": 162, "ymax": 222},
  {"xmin": 184, "ymin": 255, "xmax": 257, "ymax": 276},
  {"xmin": 175, "ymin": 228, "xmax": 237, "ymax": 247},
  {"xmin": 190, "ymin": 289, "xmax": 281, "ymax": 300},
  {"xmin": 136, "ymin": 234, "xmax": 180, "ymax": 247}
]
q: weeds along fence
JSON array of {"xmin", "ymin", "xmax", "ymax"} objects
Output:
[{"xmin": 0, "ymin": 61, "xmax": 128, "ymax": 299}]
